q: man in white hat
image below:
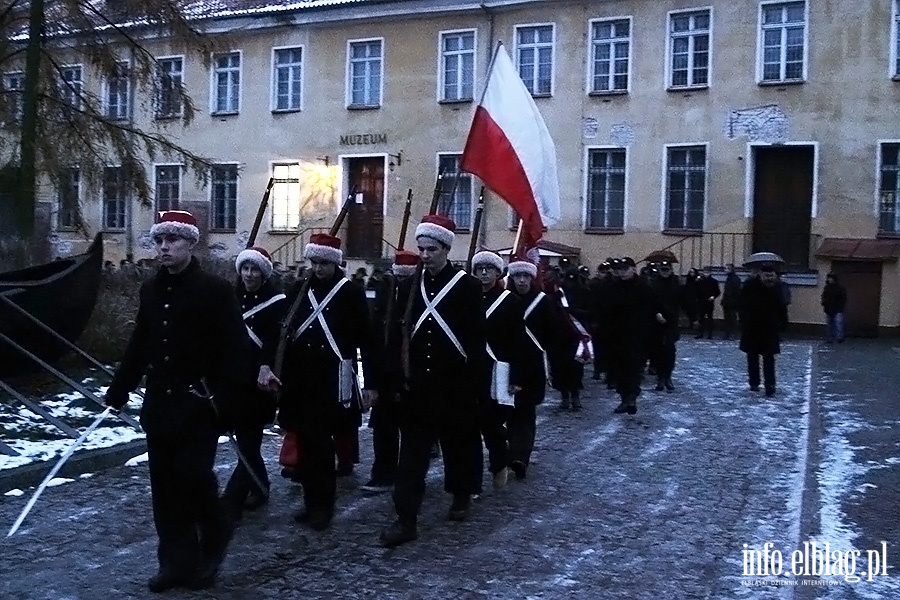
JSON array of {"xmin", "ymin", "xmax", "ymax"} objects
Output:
[
  {"xmin": 379, "ymin": 214, "xmax": 486, "ymax": 548},
  {"xmin": 105, "ymin": 210, "xmax": 250, "ymax": 592}
]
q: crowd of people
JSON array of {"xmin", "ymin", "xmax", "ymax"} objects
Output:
[{"xmin": 100, "ymin": 208, "xmax": 850, "ymax": 593}]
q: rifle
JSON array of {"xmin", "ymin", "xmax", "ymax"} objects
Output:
[
  {"xmin": 397, "ymin": 188, "xmax": 413, "ymax": 251},
  {"xmin": 272, "ymin": 188, "xmax": 355, "ymax": 380},
  {"xmin": 247, "ymin": 177, "xmax": 275, "ymax": 249},
  {"xmin": 400, "ymin": 172, "xmax": 446, "ymax": 379},
  {"xmin": 382, "ymin": 189, "xmax": 414, "ymax": 348},
  {"xmin": 465, "ymin": 187, "xmax": 485, "ymax": 272}
]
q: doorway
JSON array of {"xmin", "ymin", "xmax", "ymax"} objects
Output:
[
  {"xmin": 829, "ymin": 260, "xmax": 882, "ymax": 337},
  {"xmin": 752, "ymin": 146, "xmax": 814, "ymax": 270},
  {"xmin": 345, "ymin": 157, "xmax": 385, "ymax": 259}
]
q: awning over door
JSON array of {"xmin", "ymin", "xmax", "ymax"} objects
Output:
[{"xmin": 815, "ymin": 238, "xmax": 900, "ymax": 261}]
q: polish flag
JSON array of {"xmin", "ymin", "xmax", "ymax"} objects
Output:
[{"xmin": 461, "ymin": 43, "xmax": 560, "ymax": 252}]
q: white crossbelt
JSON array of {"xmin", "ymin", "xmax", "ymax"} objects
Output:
[
  {"xmin": 242, "ymin": 293, "xmax": 286, "ymax": 348},
  {"xmin": 523, "ymin": 292, "xmax": 549, "ymax": 376},
  {"xmin": 484, "ymin": 289, "xmax": 511, "ymax": 361},
  {"xmin": 412, "ymin": 269, "xmax": 467, "ymax": 358},
  {"xmin": 293, "ymin": 278, "xmax": 348, "ymax": 341}
]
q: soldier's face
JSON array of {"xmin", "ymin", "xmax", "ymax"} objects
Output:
[
  {"xmin": 241, "ymin": 263, "xmax": 264, "ymax": 292},
  {"xmin": 512, "ymin": 273, "xmax": 533, "ymax": 294},
  {"xmin": 658, "ymin": 265, "xmax": 673, "ymax": 278},
  {"xmin": 474, "ymin": 265, "xmax": 500, "ymax": 289},
  {"xmin": 760, "ymin": 271, "xmax": 778, "ymax": 286},
  {"xmin": 617, "ymin": 266, "xmax": 636, "ymax": 280},
  {"xmin": 417, "ymin": 237, "xmax": 449, "ymax": 270},
  {"xmin": 310, "ymin": 258, "xmax": 336, "ymax": 280},
  {"xmin": 154, "ymin": 234, "xmax": 194, "ymax": 271}
]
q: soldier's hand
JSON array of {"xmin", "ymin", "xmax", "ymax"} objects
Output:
[
  {"xmin": 655, "ymin": 312, "xmax": 666, "ymax": 325},
  {"xmin": 508, "ymin": 385, "xmax": 522, "ymax": 396},
  {"xmin": 103, "ymin": 391, "xmax": 127, "ymax": 411},
  {"xmin": 257, "ymin": 365, "xmax": 282, "ymax": 392},
  {"xmin": 361, "ymin": 389, "xmax": 378, "ymax": 410}
]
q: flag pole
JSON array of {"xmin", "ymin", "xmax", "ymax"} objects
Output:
[{"xmin": 511, "ymin": 218, "xmax": 524, "ymax": 258}]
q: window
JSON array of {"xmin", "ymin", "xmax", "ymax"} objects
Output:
[
  {"xmin": 440, "ymin": 30, "xmax": 475, "ymax": 102},
  {"xmin": 590, "ymin": 19, "xmax": 630, "ymax": 94},
  {"xmin": 516, "ymin": 24, "xmax": 554, "ymax": 96},
  {"xmin": 104, "ymin": 61, "xmax": 130, "ymax": 120},
  {"xmin": 436, "ymin": 154, "xmax": 473, "ymax": 230},
  {"xmin": 212, "ymin": 52, "xmax": 240, "ymax": 114},
  {"xmin": 272, "ymin": 47, "xmax": 303, "ymax": 111},
  {"xmin": 60, "ymin": 66, "xmax": 83, "ymax": 109},
  {"xmin": 211, "ymin": 164, "xmax": 238, "ymax": 231},
  {"xmin": 759, "ymin": 1, "xmax": 806, "ymax": 83},
  {"xmin": 271, "ymin": 163, "xmax": 301, "ymax": 230},
  {"xmin": 2, "ymin": 72, "xmax": 23, "ymax": 121},
  {"xmin": 586, "ymin": 149, "xmax": 626, "ymax": 230},
  {"xmin": 879, "ymin": 143, "xmax": 900, "ymax": 234},
  {"xmin": 348, "ymin": 40, "xmax": 383, "ymax": 108},
  {"xmin": 894, "ymin": 1, "xmax": 900, "ymax": 77},
  {"xmin": 669, "ymin": 10, "xmax": 711, "ymax": 89},
  {"xmin": 102, "ymin": 167, "xmax": 127, "ymax": 230},
  {"xmin": 57, "ymin": 167, "xmax": 80, "ymax": 230},
  {"xmin": 154, "ymin": 165, "xmax": 180, "ymax": 212},
  {"xmin": 156, "ymin": 57, "xmax": 183, "ymax": 118},
  {"xmin": 665, "ymin": 146, "xmax": 706, "ymax": 231}
]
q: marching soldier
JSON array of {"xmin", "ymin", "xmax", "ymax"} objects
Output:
[
  {"xmin": 607, "ymin": 257, "xmax": 661, "ymax": 415},
  {"xmin": 379, "ymin": 215, "xmax": 486, "ymax": 548},
  {"xmin": 361, "ymin": 249, "xmax": 419, "ymax": 493},
  {"xmin": 648, "ymin": 260, "xmax": 684, "ymax": 392},
  {"xmin": 506, "ymin": 259, "xmax": 561, "ymax": 479},
  {"xmin": 104, "ymin": 210, "xmax": 249, "ymax": 592},
  {"xmin": 553, "ymin": 269, "xmax": 592, "ymax": 411},
  {"xmin": 738, "ymin": 265, "xmax": 787, "ymax": 396},
  {"xmin": 472, "ymin": 250, "xmax": 527, "ymax": 489},
  {"xmin": 221, "ymin": 246, "xmax": 285, "ymax": 519},
  {"xmin": 257, "ymin": 233, "xmax": 380, "ymax": 531}
]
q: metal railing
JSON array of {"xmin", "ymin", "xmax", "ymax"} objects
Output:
[
  {"xmin": 270, "ymin": 226, "xmax": 328, "ymax": 267},
  {"xmin": 659, "ymin": 232, "xmax": 822, "ymax": 274}
]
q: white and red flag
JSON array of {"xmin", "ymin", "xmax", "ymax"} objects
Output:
[{"xmin": 460, "ymin": 42, "xmax": 560, "ymax": 258}]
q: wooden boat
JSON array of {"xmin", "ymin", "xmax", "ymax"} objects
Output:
[{"xmin": 0, "ymin": 233, "xmax": 103, "ymax": 375}]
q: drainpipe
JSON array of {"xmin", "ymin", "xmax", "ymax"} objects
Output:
[{"xmin": 479, "ymin": 1, "xmax": 495, "ymax": 251}]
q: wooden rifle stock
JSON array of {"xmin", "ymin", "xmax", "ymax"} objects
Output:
[
  {"xmin": 247, "ymin": 177, "xmax": 275, "ymax": 249},
  {"xmin": 428, "ymin": 168, "xmax": 446, "ymax": 215},
  {"xmin": 465, "ymin": 187, "xmax": 485, "ymax": 272},
  {"xmin": 382, "ymin": 188, "xmax": 414, "ymax": 348},
  {"xmin": 397, "ymin": 188, "xmax": 413, "ymax": 251},
  {"xmin": 273, "ymin": 188, "xmax": 356, "ymax": 379}
]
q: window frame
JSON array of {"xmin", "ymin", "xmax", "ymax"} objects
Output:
[
  {"xmin": 661, "ymin": 143, "xmax": 709, "ymax": 233},
  {"xmin": 586, "ymin": 16, "xmax": 632, "ymax": 96},
  {"xmin": 583, "ymin": 146, "xmax": 628, "ymax": 233},
  {"xmin": 153, "ymin": 163, "xmax": 182, "ymax": 213},
  {"xmin": 514, "ymin": 22, "xmax": 556, "ymax": 98},
  {"xmin": 437, "ymin": 28, "xmax": 477, "ymax": 104},
  {"xmin": 102, "ymin": 60, "xmax": 131, "ymax": 121},
  {"xmin": 665, "ymin": 7, "xmax": 713, "ymax": 91},
  {"xmin": 209, "ymin": 163, "xmax": 239, "ymax": 232},
  {"xmin": 59, "ymin": 64, "xmax": 83, "ymax": 110},
  {"xmin": 346, "ymin": 37, "xmax": 385, "ymax": 109},
  {"xmin": 155, "ymin": 55, "xmax": 185, "ymax": 119},
  {"xmin": 756, "ymin": 0, "xmax": 808, "ymax": 85},
  {"xmin": 891, "ymin": 0, "xmax": 900, "ymax": 79},
  {"xmin": 101, "ymin": 166, "xmax": 128, "ymax": 232},
  {"xmin": 270, "ymin": 161, "xmax": 303, "ymax": 231},
  {"xmin": 271, "ymin": 45, "xmax": 304, "ymax": 113},
  {"xmin": 210, "ymin": 50, "xmax": 242, "ymax": 116},
  {"xmin": 877, "ymin": 140, "xmax": 900, "ymax": 236},
  {"xmin": 435, "ymin": 152, "xmax": 475, "ymax": 232},
  {"xmin": 2, "ymin": 71, "xmax": 24, "ymax": 122},
  {"xmin": 57, "ymin": 167, "xmax": 81, "ymax": 231}
]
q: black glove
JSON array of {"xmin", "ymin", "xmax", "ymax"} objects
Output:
[{"xmin": 104, "ymin": 391, "xmax": 127, "ymax": 410}]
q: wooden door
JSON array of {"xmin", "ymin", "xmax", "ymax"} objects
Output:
[
  {"xmin": 752, "ymin": 146, "xmax": 814, "ymax": 270},
  {"xmin": 829, "ymin": 261, "xmax": 881, "ymax": 337},
  {"xmin": 345, "ymin": 157, "xmax": 385, "ymax": 259}
]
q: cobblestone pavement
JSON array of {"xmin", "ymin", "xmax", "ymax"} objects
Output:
[{"xmin": 0, "ymin": 339, "xmax": 898, "ymax": 600}]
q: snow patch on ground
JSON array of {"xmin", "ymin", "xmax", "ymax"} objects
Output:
[
  {"xmin": 124, "ymin": 453, "xmax": 148, "ymax": 467},
  {"xmin": 4, "ymin": 489, "xmax": 24, "ymax": 497},
  {"xmin": 46, "ymin": 477, "xmax": 75, "ymax": 487}
]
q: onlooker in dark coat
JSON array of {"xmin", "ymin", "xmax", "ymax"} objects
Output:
[
  {"xmin": 695, "ymin": 268, "xmax": 721, "ymax": 339},
  {"xmin": 721, "ymin": 264, "xmax": 742, "ymax": 340},
  {"xmin": 682, "ymin": 268, "xmax": 699, "ymax": 331},
  {"xmin": 739, "ymin": 267, "xmax": 788, "ymax": 396},
  {"xmin": 821, "ymin": 273, "xmax": 848, "ymax": 343}
]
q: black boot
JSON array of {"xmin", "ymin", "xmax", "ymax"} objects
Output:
[
  {"xmin": 570, "ymin": 391, "xmax": 582, "ymax": 411},
  {"xmin": 448, "ymin": 494, "xmax": 471, "ymax": 521},
  {"xmin": 558, "ymin": 392, "xmax": 570, "ymax": 410},
  {"xmin": 147, "ymin": 569, "xmax": 189, "ymax": 593},
  {"xmin": 625, "ymin": 395, "xmax": 638, "ymax": 415},
  {"xmin": 510, "ymin": 460, "xmax": 527, "ymax": 480},
  {"xmin": 307, "ymin": 508, "xmax": 333, "ymax": 531},
  {"xmin": 613, "ymin": 401, "xmax": 628, "ymax": 414},
  {"xmin": 654, "ymin": 377, "xmax": 664, "ymax": 391},
  {"xmin": 379, "ymin": 518, "xmax": 418, "ymax": 548},
  {"xmin": 664, "ymin": 378, "xmax": 675, "ymax": 392}
]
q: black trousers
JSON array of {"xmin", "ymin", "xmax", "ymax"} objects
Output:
[
  {"xmin": 747, "ymin": 353, "xmax": 776, "ymax": 390},
  {"xmin": 611, "ymin": 350, "xmax": 644, "ymax": 400},
  {"xmin": 650, "ymin": 339, "xmax": 677, "ymax": 380},
  {"xmin": 509, "ymin": 390, "xmax": 540, "ymax": 466},
  {"xmin": 393, "ymin": 399, "xmax": 483, "ymax": 522},
  {"xmin": 369, "ymin": 400, "xmax": 401, "ymax": 482},
  {"xmin": 146, "ymin": 423, "xmax": 226, "ymax": 576},
  {"xmin": 698, "ymin": 303, "xmax": 715, "ymax": 337},
  {"xmin": 723, "ymin": 308, "xmax": 738, "ymax": 338},
  {"xmin": 299, "ymin": 424, "xmax": 336, "ymax": 513},
  {"xmin": 222, "ymin": 422, "xmax": 270, "ymax": 512},
  {"xmin": 480, "ymin": 400, "xmax": 512, "ymax": 475}
]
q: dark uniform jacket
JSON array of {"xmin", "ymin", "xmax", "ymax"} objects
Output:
[
  {"xmin": 397, "ymin": 262, "xmax": 486, "ymax": 402},
  {"xmin": 370, "ymin": 273, "xmax": 406, "ymax": 398},
  {"xmin": 696, "ymin": 275, "xmax": 721, "ymax": 310},
  {"xmin": 515, "ymin": 287, "xmax": 563, "ymax": 402},
  {"xmin": 261, "ymin": 270, "xmax": 381, "ymax": 432},
  {"xmin": 739, "ymin": 277, "xmax": 787, "ymax": 355},
  {"xmin": 650, "ymin": 275, "xmax": 685, "ymax": 343},
  {"xmin": 237, "ymin": 279, "xmax": 286, "ymax": 424},
  {"xmin": 481, "ymin": 285, "xmax": 527, "ymax": 395},
  {"xmin": 722, "ymin": 272, "xmax": 742, "ymax": 310},
  {"xmin": 106, "ymin": 258, "xmax": 250, "ymax": 437},
  {"xmin": 607, "ymin": 276, "xmax": 660, "ymax": 356}
]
